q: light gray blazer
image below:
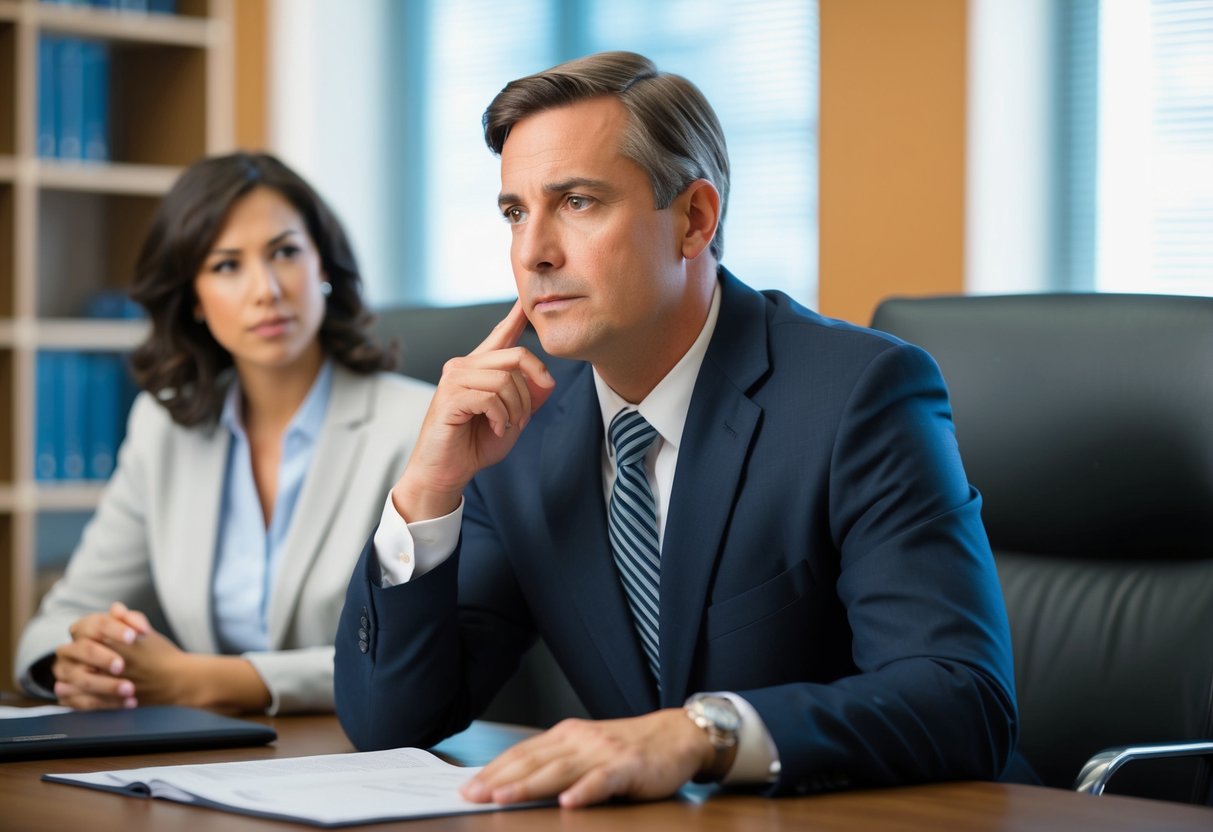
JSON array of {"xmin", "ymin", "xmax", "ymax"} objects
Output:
[{"xmin": 15, "ymin": 365, "xmax": 433, "ymax": 713}]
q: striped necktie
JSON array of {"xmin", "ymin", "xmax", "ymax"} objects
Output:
[{"xmin": 607, "ymin": 409, "xmax": 662, "ymax": 686}]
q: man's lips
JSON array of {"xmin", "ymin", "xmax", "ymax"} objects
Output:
[{"xmin": 531, "ymin": 296, "xmax": 581, "ymax": 312}]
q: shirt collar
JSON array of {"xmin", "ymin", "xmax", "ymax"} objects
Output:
[
  {"xmin": 594, "ymin": 279, "xmax": 722, "ymax": 453},
  {"xmin": 220, "ymin": 359, "xmax": 335, "ymax": 443}
]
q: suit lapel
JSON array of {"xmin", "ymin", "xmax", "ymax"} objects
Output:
[
  {"xmin": 540, "ymin": 366, "xmax": 659, "ymax": 715},
  {"xmin": 659, "ymin": 271, "xmax": 769, "ymax": 704},
  {"xmin": 267, "ymin": 365, "xmax": 370, "ymax": 647}
]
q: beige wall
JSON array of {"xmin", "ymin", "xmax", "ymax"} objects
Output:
[{"xmin": 818, "ymin": 0, "xmax": 968, "ymax": 325}]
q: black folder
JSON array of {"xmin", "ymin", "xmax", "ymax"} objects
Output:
[{"xmin": 0, "ymin": 705, "xmax": 276, "ymax": 761}]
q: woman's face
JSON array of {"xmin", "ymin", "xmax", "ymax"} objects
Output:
[{"xmin": 193, "ymin": 187, "xmax": 327, "ymax": 378}]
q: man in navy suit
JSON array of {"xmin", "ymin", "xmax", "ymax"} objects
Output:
[{"xmin": 336, "ymin": 51, "xmax": 1017, "ymax": 807}]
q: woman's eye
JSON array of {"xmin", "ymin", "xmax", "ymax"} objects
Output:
[
  {"xmin": 273, "ymin": 244, "xmax": 302, "ymax": 260},
  {"xmin": 210, "ymin": 259, "xmax": 239, "ymax": 274}
]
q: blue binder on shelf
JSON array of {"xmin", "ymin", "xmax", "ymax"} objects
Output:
[
  {"xmin": 35, "ymin": 353, "xmax": 62, "ymax": 482},
  {"xmin": 58, "ymin": 351, "xmax": 87, "ymax": 480},
  {"xmin": 37, "ymin": 36, "xmax": 58, "ymax": 158},
  {"xmin": 81, "ymin": 40, "xmax": 110, "ymax": 161},
  {"xmin": 55, "ymin": 38, "xmax": 85, "ymax": 160},
  {"xmin": 85, "ymin": 354, "xmax": 122, "ymax": 479}
]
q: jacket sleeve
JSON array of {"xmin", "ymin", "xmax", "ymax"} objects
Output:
[
  {"xmin": 334, "ymin": 480, "xmax": 535, "ymax": 750},
  {"xmin": 13, "ymin": 394, "xmax": 166, "ymax": 695},
  {"xmin": 744, "ymin": 343, "xmax": 1018, "ymax": 795}
]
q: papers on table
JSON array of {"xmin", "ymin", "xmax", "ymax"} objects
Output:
[{"xmin": 45, "ymin": 747, "xmax": 550, "ymax": 827}]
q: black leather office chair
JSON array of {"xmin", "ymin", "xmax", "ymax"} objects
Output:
[
  {"xmin": 871, "ymin": 293, "xmax": 1213, "ymax": 804},
  {"xmin": 373, "ymin": 301, "xmax": 590, "ymax": 728}
]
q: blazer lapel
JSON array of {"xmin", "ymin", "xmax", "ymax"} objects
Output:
[
  {"xmin": 539, "ymin": 366, "xmax": 659, "ymax": 715},
  {"xmin": 659, "ymin": 271, "xmax": 769, "ymax": 705},
  {"xmin": 161, "ymin": 420, "xmax": 228, "ymax": 654},
  {"xmin": 266, "ymin": 365, "xmax": 370, "ymax": 647}
]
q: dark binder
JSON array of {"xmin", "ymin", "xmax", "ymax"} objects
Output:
[{"xmin": 0, "ymin": 705, "xmax": 276, "ymax": 762}]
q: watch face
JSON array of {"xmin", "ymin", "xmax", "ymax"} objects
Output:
[
  {"xmin": 703, "ymin": 698, "xmax": 737, "ymax": 732},
  {"xmin": 693, "ymin": 696, "xmax": 741, "ymax": 735}
]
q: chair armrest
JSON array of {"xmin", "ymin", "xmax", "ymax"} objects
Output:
[{"xmin": 1074, "ymin": 741, "xmax": 1213, "ymax": 796}]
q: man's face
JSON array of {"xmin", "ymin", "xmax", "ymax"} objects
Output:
[{"xmin": 498, "ymin": 96, "xmax": 689, "ymax": 371}]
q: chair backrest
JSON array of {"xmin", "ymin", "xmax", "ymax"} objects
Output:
[
  {"xmin": 872, "ymin": 293, "xmax": 1213, "ymax": 803},
  {"xmin": 372, "ymin": 301, "xmax": 590, "ymax": 728},
  {"xmin": 375, "ymin": 300, "xmax": 527, "ymax": 384}
]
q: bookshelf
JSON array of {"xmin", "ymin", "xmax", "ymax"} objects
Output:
[{"xmin": 0, "ymin": 0, "xmax": 233, "ymax": 690}]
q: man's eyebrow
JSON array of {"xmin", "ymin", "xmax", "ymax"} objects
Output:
[
  {"xmin": 497, "ymin": 178, "xmax": 618, "ymax": 207},
  {"xmin": 545, "ymin": 177, "xmax": 615, "ymax": 195}
]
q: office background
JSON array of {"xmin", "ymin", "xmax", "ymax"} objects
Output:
[
  {"xmin": 260, "ymin": 0, "xmax": 1213, "ymax": 319},
  {"xmin": 2, "ymin": 0, "xmax": 1211, "ymax": 689}
]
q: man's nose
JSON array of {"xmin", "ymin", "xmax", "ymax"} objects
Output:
[{"xmin": 516, "ymin": 214, "xmax": 564, "ymax": 272}]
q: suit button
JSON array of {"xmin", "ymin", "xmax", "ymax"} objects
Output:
[
  {"xmin": 358, "ymin": 640, "xmax": 369, "ymax": 654},
  {"xmin": 360, "ymin": 615, "xmax": 369, "ymax": 629},
  {"xmin": 358, "ymin": 628, "xmax": 368, "ymax": 641}
]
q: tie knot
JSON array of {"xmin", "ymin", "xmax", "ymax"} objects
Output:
[{"xmin": 609, "ymin": 410, "xmax": 658, "ymax": 467}]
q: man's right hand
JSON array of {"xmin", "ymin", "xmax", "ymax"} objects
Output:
[{"xmin": 391, "ymin": 300, "xmax": 556, "ymax": 522}]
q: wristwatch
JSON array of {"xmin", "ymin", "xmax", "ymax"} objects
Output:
[{"xmin": 684, "ymin": 693, "xmax": 741, "ymax": 783}]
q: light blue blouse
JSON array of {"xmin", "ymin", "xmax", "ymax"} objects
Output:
[{"xmin": 211, "ymin": 361, "xmax": 334, "ymax": 654}]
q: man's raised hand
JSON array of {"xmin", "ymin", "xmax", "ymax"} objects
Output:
[{"xmin": 392, "ymin": 301, "xmax": 555, "ymax": 522}]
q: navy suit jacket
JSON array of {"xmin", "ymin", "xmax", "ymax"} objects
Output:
[{"xmin": 336, "ymin": 270, "xmax": 1018, "ymax": 795}]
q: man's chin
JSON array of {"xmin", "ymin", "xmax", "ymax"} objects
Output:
[{"xmin": 534, "ymin": 326, "xmax": 592, "ymax": 362}]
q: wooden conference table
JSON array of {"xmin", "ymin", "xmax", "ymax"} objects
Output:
[{"xmin": 1, "ymin": 709, "xmax": 1211, "ymax": 831}]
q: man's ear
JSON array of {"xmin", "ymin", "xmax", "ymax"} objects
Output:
[{"xmin": 678, "ymin": 179, "xmax": 721, "ymax": 261}]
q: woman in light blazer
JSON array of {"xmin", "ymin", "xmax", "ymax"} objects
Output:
[{"xmin": 15, "ymin": 153, "xmax": 432, "ymax": 714}]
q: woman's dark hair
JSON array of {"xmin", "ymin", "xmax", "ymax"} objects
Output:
[{"xmin": 129, "ymin": 152, "xmax": 395, "ymax": 426}]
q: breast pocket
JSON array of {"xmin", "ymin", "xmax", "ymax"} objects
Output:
[
  {"xmin": 699, "ymin": 559, "xmax": 818, "ymax": 691},
  {"xmin": 705, "ymin": 558, "xmax": 814, "ymax": 641}
]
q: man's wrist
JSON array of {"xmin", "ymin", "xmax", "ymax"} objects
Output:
[
  {"xmin": 391, "ymin": 477, "xmax": 463, "ymax": 524},
  {"xmin": 684, "ymin": 694, "xmax": 741, "ymax": 783}
]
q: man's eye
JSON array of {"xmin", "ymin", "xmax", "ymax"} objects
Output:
[
  {"xmin": 567, "ymin": 195, "xmax": 592, "ymax": 211},
  {"xmin": 503, "ymin": 206, "xmax": 528, "ymax": 224}
]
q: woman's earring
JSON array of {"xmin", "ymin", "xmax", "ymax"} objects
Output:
[{"xmin": 320, "ymin": 281, "xmax": 333, "ymax": 297}]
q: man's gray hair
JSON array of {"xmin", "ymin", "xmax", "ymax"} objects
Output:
[{"xmin": 483, "ymin": 51, "xmax": 730, "ymax": 261}]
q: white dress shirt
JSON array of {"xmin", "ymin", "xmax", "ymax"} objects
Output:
[{"xmin": 373, "ymin": 282, "xmax": 779, "ymax": 784}]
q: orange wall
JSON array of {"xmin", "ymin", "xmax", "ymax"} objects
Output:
[
  {"xmin": 233, "ymin": 0, "xmax": 268, "ymax": 150},
  {"xmin": 818, "ymin": 0, "xmax": 967, "ymax": 325}
]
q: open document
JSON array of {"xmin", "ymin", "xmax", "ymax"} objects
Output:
[{"xmin": 44, "ymin": 747, "xmax": 550, "ymax": 827}]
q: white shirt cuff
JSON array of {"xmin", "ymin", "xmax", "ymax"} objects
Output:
[
  {"xmin": 372, "ymin": 490, "xmax": 463, "ymax": 587},
  {"xmin": 717, "ymin": 692, "xmax": 781, "ymax": 785}
]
